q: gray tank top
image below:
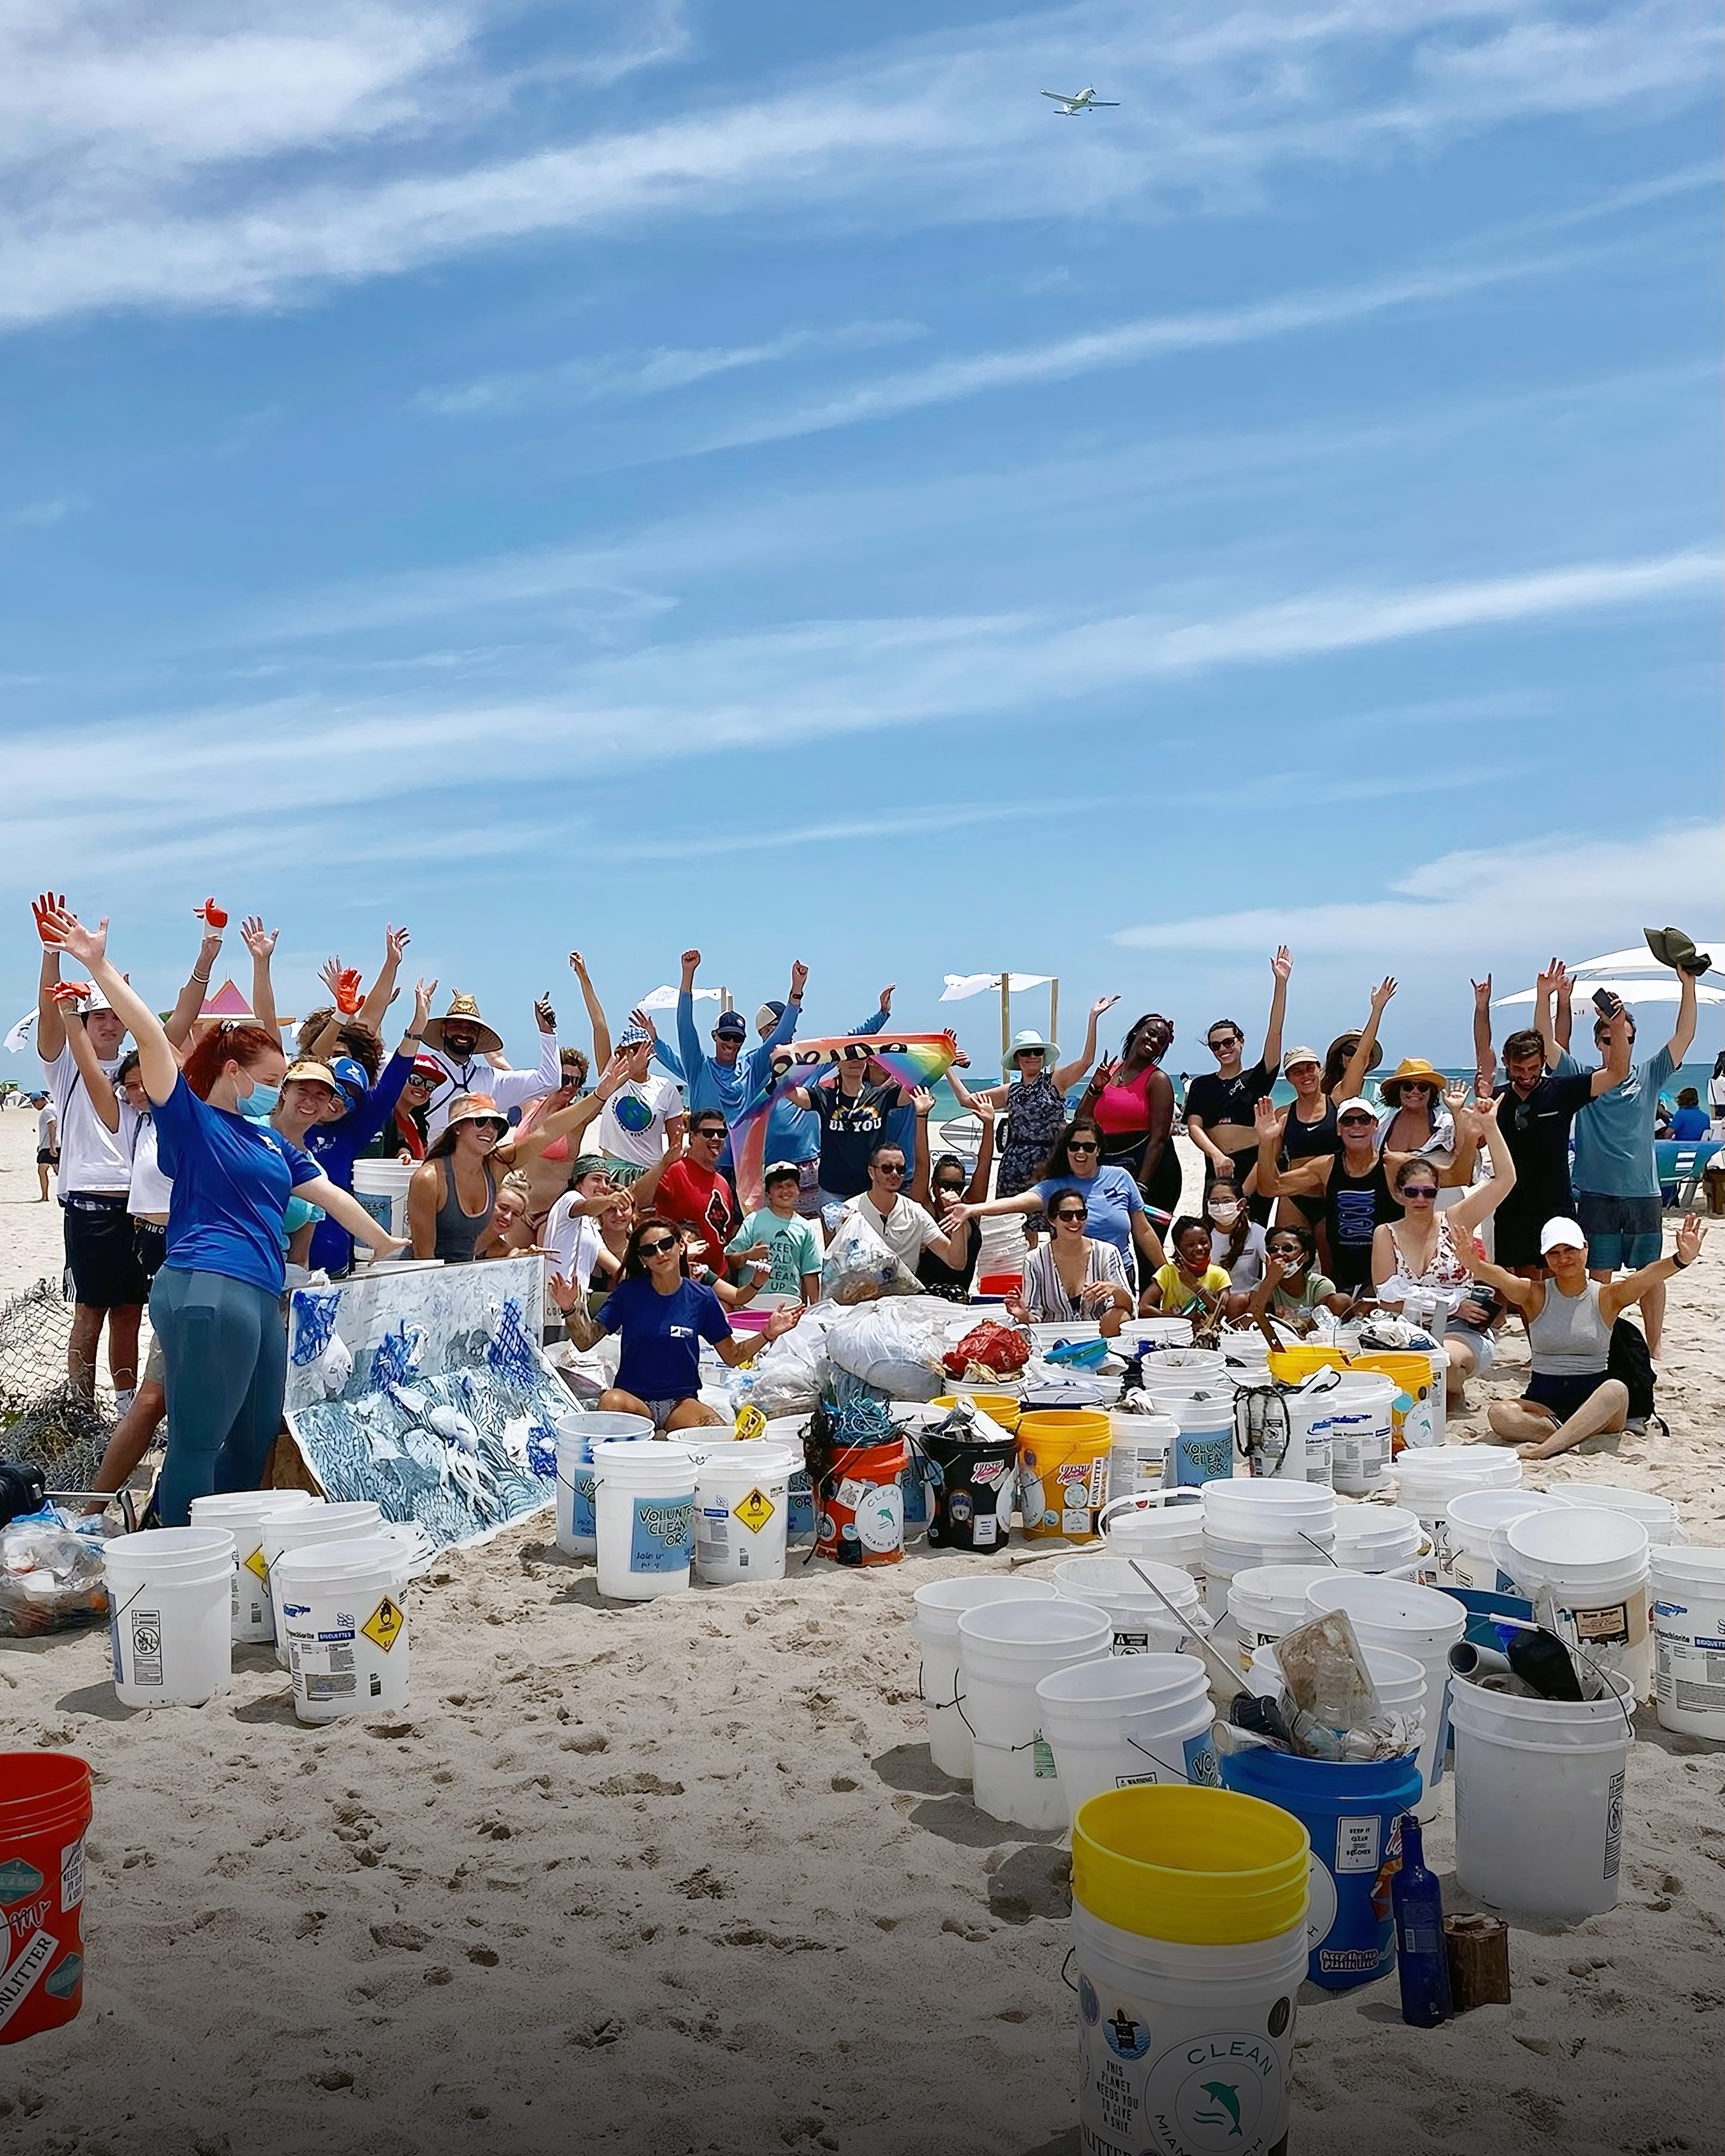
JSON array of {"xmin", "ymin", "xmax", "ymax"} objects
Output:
[
  {"xmin": 433, "ymin": 1158, "xmax": 496, "ymax": 1263},
  {"xmin": 1528, "ymin": 1279, "xmax": 1610, "ymax": 1376}
]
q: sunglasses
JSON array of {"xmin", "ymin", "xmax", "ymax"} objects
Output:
[
  {"xmin": 637, "ymin": 1237, "xmax": 678, "ymax": 1257},
  {"xmin": 1267, "ymin": 1244, "xmax": 1304, "ymax": 1259},
  {"xmin": 460, "ymin": 1118, "xmax": 507, "ymax": 1136},
  {"xmin": 1206, "ymin": 1036, "xmax": 1241, "ymax": 1052},
  {"xmin": 1052, "ymin": 1208, "xmax": 1087, "ymax": 1223},
  {"xmin": 1016, "ymin": 1047, "xmax": 1047, "ymax": 1058},
  {"xmin": 405, "ymin": 1077, "xmax": 432, "ymax": 1090},
  {"xmin": 875, "ymin": 1161, "xmax": 905, "ymax": 1177},
  {"xmin": 1401, "ymin": 1186, "xmax": 1439, "ymax": 1201},
  {"xmin": 691, "ymin": 1125, "xmax": 726, "ymax": 1142},
  {"xmin": 1397, "ymin": 1082, "xmax": 1435, "ymax": 1095},
  {"xmin": 1338, "ymin": 1114, "xmax": 1375, "ymax": 1127},
  {"xmin": 1066, "ymin": 1139, "xmax": 1098, "ymax": 1154}
]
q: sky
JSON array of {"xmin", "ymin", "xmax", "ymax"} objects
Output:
[{"xmin": 3, "ymin": 0, "xmax": 1720, "ymax": 1075}]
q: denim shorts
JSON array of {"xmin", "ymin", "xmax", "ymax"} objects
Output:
[{"xmin": 1574, "ymin": 1192, "xmax": 1662, "ymax": 1271}]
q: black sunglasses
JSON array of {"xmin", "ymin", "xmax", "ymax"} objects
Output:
[
  {"xmin": 1052, "ymin": 1207, "xmax": 1087, "ymax": 1222},
  {"xmin": 1401, "ymin": 1185, "xmax": 1439, "ymax": 1200},
  {"xmin": 637, "ymin": 1237, "xmax": 678, "ymax": 1257},
  {"xmin": 874, "ymin": 1161, "xmax": 905, "ymax": 1177},
  {"xmin": 1066, "ymin": 1139, "xmax": 1098, "ymax": 1154}
]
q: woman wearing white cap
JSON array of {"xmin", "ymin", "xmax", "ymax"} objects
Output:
[
  {"xmin": 1455, "ymin": 1213, "xmax": 1705, "ymax": 1458},
  {"xmin": 957, "ymin": 996, "xmax": 1118, "ymax": 1207}
]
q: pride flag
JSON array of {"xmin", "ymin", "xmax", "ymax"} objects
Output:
[{"xmin": 730, "ymin": 1032, "xmax": 960, "ymax": 1212}]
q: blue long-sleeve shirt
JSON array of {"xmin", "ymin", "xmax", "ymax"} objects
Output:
[
  {"xmin": 305, "ymin": 1050, "xmax": 413, "ymax": 1274},
  {"xmin": 674, "ymin": 993, "xmax": 798, "ymax": 1166}
]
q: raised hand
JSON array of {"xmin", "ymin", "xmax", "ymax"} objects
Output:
[
  {"xmin": 1253, "ymin": 1095, "xmax": 1288, "ymax": 1139},
  {"xmin": 193, "ymin": 897, "xmax": 228, "ymax": 929},
  {"xmin": 1368, "ymin": 976, "xmax": 1397, "ymax": 1014},
  {"xmin": 1090, "ymin": 992, "xmax": 1120, "ymax": 1018},
  {"xmin": 789, "ymin": 959, "xmax": 809, "ymax": 999},
  {"xmin": 628, "ymin": 1006, "xmax": 657, "ymax": 1043},
  {"xmin": 240, "ymin": 915, "xmax": 277, "ymax": 960},
  {"xmin": 319, "ymin": 958, "xmax": 345, "ymax": 1002},
  {"xmin": 878, "ymin": 982, "xmax": 896, "ymax": 1013},
  {"xmin": 1443, "ymin": 1080, "xmax": 1469, "ymax": 1118},
  {"xmin": 1470, "ymin": 974, "xmax": 1492, "ymax": 1012},
  {"xmin": 31, "ymin": 892, "xmax": 68, "ymax": 946},
  {"xmin": 568, "ymin": 950, "xmax": 591, "ymax": 979},
  {"xmin": 331, "ymin": 968, "xmax": 364, "ymax": 1015},
  {"xmin": 37, "ymin": 903, "xmax": 106, "ymax": 969},
  {"xmin": 911, "ymin": 1086, "xmax": 936, "ymax": 1116},
  {"xmin": 48, "ymin": 980, "xmax": 94, "ymax": 1007},
  {"xmin": 1270, "ymin": 946, "xmax": 1292, "ymax": 983},
  {"xmin": 1675, "ymin": 1214, "xmax": 1706, "ymax": 1267},
  {"xmin": 534, "ymin": 994, "xmax": 557, "ymax": 1034},
  {"xmin": 547, "ymin": 1271, "xmax": 581, "ymax": 1314},
  {"xmin": 384, "ymin": 924, "xmax": 411, "ymax": 965},
  {"xmin": 593, "ymin": 1049, "xmax": 633, "ymax": 1100},
  {"xmin": 412, "ymin": 977, "xmax": 437, "ymax": 1033},
  {"xmin": 680, "ymin": 948, "xmax": 701, "ymax": 976}
]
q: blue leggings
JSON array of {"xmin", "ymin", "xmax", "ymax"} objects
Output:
[{"xmin": 150, "ymin": 1268, "xmax": 287, "ymax": 1527}]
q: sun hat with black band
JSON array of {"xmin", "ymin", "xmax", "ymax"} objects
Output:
[
  {"xmin": 421, "ymin": 991, "xmax": 503, "ymax": 1056},
  {"xmin": 1378, "ymin": 1056, "xmax": 1444, "ymax": 1104}
]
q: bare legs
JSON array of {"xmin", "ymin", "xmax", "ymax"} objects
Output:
[
  {"xmin": 1486, "ymin": 1379, "xmax": 1629, "ymax": 1461},
  {"xmin": 67, "ymin": 1303, "xmax": 142, "ymax": 1401},
  {"xmin": 85, "ymin": 1381, "xmax": 167, "ymax": 1508},
  {"xmin": 596, "ymin": 1387, "xmax": 724, "ymax": 1431}
]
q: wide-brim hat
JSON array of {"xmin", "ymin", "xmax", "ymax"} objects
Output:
[
  {"xmin": 1009, "ymin": 1028, "xmax": 1058, "ymax": 1061},
  {"xmin": 1379, "ymin": 1056, "xmax": 1443, "ymax": 1104},
  {"xmin": 445, "ymin": 1092, "xmax": 507, "ymax": 1130},
  {"xmin": 421, "ymin": 992, "xmax": 502, "ymax": 1055},
  {"xmin": 1326, "ymin": 1029, "xmax": 1384, "ymax": 1077},
  {"xmin": 281, "ymin": 1059, "xmax": 339, "ymax": 1093}
]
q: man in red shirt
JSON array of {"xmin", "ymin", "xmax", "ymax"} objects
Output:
[{"xmin": 634, "ymin": 1109, "xmax": 736, "ymax": 1278}]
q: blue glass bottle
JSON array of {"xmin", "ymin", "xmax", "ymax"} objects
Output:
[{"xmin": 1391, "ymin": 1813, "xmax": 1453, "ymax": 2027}]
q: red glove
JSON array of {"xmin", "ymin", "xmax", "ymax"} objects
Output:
[
  {"xmin": 48, "ymin": 980, "xmax": 93, "ymax": 1007},
  {"xmin": 194, "ymin": 897, "xmax": 229, "ymax": 928},
  {"xmin": 333, "ymin": 968, "xmax": 364, "ymax": 1015},
  {"xmin": 31, "ymin": 892, "xmax": 67, "ymax": 945}
]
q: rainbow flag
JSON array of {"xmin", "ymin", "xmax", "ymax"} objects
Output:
[{"xmin": 730, "ymin": 1032, "xmax": 960, "ymax": 1212}]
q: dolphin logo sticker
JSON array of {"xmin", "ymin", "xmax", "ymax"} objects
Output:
[{"xmin": 1195, "ymin": 2081, "xmax": 1244, "ymax": 2136}]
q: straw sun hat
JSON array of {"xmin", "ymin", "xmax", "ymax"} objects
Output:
[{"xmin": 421, "ymin": 992, "xmax": 503, "ymax": 1056}]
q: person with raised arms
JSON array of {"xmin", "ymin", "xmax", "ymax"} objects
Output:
[
  {"xmin": 673, "ymin": 948, "xmax": 807, "ymax": 1172},
  {"xmin": 1072, "ymin": 1013, "xmax": 1182, "ymax": 1230},
  {"xmin": 953, "ymin": 994, "xmax": 1119, "ymax": 1210},
  {"xmin": 35, "ymin": 902, "xmax": 409, "ymax": 1524},
  {"xmin": 1182, "ymin": 948, "xmax": 1291, "ymax": 1215},
  {"xmin": 418, "ymin": 987, "xmax": 561, "ymax": 1142}
]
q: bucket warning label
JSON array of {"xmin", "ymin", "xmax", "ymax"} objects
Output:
[
  {"xmin": 129, "ymin": 1609, "xmax": 163, "ymax": 1688},
  {"xmin": 1334, "ymin": 1817, "xmax": 1381, "ymax": 1874},
  {"xmin": 244, "ymin": 1546, "xmax": 270, "ymax": 1586},
  {"xmin": 734, "ymin": 1487, "xmax": 775, "ymax": 1534},
  {"xmin": 361, "ymin": 1598, "xmax": 405, "ymax": 1653},
  {"xmin": 1603, "ymin": 1769, "xmax": 1624, "ymax": 1881}
]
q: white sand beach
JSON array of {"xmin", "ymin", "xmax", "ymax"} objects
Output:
[{"xmin": 1, "ymin": 1109, "xmax": 1721, "ymax": 2155}]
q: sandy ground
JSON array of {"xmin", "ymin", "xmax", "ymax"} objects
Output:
[{"xmin": 1, "ymin": 1110, "xmax": 1722, "ymax": 2155}]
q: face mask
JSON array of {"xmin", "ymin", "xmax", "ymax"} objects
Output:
[
  {"xmin": 236, "ymin": 1078, "xmax": 280, "ymax": 1118},
  {"xmin": 1208, "ymin": 1202, "xmax": 1240, "ymax": 1225}
]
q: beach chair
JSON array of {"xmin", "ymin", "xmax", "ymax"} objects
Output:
[{"xmin": 1654, "ymin": 1139, "xmax": 1722, "ymax": 1209}]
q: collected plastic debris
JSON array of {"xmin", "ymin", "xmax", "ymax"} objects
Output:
[
  {"xmin": 1239, "ymin": 1610, "xmax": 1425, "ymax": 1764},
  {"xmin": 941, "ymin": 1319, "xmax": 1030, "ymax": 1379},
  {"xmin": 0, "ymin": 1504, "xmax": 114, "ymax": 1636}
]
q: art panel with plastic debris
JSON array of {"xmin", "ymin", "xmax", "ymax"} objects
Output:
[{"xmin": 283, "ymin": 1258, "xmax": 566, "ymax": 1549}]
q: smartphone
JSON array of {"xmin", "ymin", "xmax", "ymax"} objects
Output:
[{"xmin": 1591, "ymin": 988, "xmax": 1620, "ymax": 1019}]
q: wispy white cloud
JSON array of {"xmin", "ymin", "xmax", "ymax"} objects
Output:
[
  {"xmin": 0, "ymin": 1, "xmax": 1714, "ymax": 328},
  {"xmin": 1112, "ymin": 820, "xmax": 1723, "ymax": 973},
  {"xmin": 5, "ymin": 495, "xmax": 81, "ymax": 528},
  {"xmin": 418, "ymin": 318, "xmax": 924, "ymax": 417}
]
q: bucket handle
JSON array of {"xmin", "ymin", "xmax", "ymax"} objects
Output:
[
  {"xmin": 947, "ymin": 1690, "xmax": 1036, "ymax": 1750},
  {"xmin": 915, "ymin": 1659, "xmax": 962, "ymax": 1714},
  {"xmin": 1122, "ymin": 1731, "xmax": 1191, "ymax": 1781},
  {"xmin": 1060, "ymin": 1947, "xmax": 1079, "ymax": 1992},
  {"xmin": 1296, "ymin": 1528, "xmax": 1343, "ymax": 1568}
]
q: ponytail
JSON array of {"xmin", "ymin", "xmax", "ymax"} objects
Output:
[{"xmin": 181, "ymin": 1023, "xmax": 279, "ymax": 1102}]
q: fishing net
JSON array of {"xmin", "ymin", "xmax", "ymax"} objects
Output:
[{"xmin": 0, "ymin": 1277, "xmax": 116, "ymax": 1491}]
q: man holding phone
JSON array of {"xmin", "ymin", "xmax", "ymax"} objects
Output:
[{"xmin": 1540, "ymin": 953, "xmax": 1702, "ymax": 1364}]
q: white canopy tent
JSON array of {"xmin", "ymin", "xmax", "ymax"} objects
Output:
[
  {"xmin": 939, "ymin": 970, "xmax": 1057, "ymax": 1068},
  {"xmin": 1494, "ymin": 942, "xmax": 1724, "ymax": 1008}
]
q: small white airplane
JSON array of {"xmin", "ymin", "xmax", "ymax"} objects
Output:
[{"xmin": 1040, "ymin": 85, "xmax": 1119, "ymax": 114}]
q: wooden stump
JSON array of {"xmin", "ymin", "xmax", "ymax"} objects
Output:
[{"xmin": 1444, "ymin": 1913, "xmax": 1511, "ymax": 2008}]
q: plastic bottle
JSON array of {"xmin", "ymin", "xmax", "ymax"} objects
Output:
[{"xmin": 1391, "ymin": 1812, "xmax": 1453, "ymax": 2026}]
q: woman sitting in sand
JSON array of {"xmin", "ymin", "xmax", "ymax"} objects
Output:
[
  {"xmin": 1005, "ymin": 1191, "xmax": 1132, "ymax": 1335},
  {"xmin": 556, "ymin": 1216, "xmax": 801, "ymax": 1431},
  {"xmin": 1454, "ymin": 1213, "xmax": 1704, "ymax": 1459}
]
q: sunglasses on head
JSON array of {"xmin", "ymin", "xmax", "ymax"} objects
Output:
[{"xmin": 637, "ymin": 1236, "xmax": 678, "ymax": 1257}]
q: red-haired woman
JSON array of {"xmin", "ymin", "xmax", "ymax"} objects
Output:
[{"xmin": 36, "ymin": 904, "xmax": 409, "ymax": 1524}]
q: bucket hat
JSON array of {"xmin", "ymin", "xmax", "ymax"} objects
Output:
[
  {"xmin": 1643, "ymin": 925, "xmax": 1712, "ymax": 976},
  {"xmin": 1326, "ymin": 1029, "xmax": 1384, "ymax": 1078},
  {"xmin": 1009, "ymin": 1028, "xmax": 1058, "ymax": 1062}
]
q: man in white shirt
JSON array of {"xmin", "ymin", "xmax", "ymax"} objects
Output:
[
  {"xmin": 839, "ymin": 1140, "xmax": 971, "ymax": 1275},
  {"xmin": 595, "ymin": 1025, "xmax": 685, "ymax": 1183},
  {"xmin": 419, "ymin": 990, "xmax": 561, "ymax": 1141},
  {"xmin": 34, "ymin": 1094, "xmax": 57, "ymax": 1201},
  {"xmin": 35, "ymin": 945, "xmax": 143, "ymax": 1402}
]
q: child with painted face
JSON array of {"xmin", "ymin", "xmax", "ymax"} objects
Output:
[{"xmin": 1141, "ymin": 1218, "xmax": 1240, "ymax": 1320}]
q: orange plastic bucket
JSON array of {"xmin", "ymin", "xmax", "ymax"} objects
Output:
[
  {"xmin": 1016, "ymin": 1410, "xmax": 1112, "ymax": 1542},
  {"xmin": 813, "ymin": 1436, "xmax": 909, "ymax": 1567},
  {"xmin": 0, "ymin": 1751, "xmax": 92, "ymax": 2043}
]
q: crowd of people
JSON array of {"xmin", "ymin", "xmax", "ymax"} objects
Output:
[{"xmin": 26, "ymin": 896, "xmax": 1709, "ymax": 1524}]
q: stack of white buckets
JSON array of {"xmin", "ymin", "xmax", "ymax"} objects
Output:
[{"xmin": 102, "ymin": 1491, "xmax": 418, "ymax": 1725}]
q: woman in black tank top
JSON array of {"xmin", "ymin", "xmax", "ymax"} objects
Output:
[
  {"xmin": 1275, "ymin": 1049, "xmax": 1339, "ymax": 1224},
  {"xmin": 1253, "ymin": 1095, "xmax": 1399, "ymax": 1297}
]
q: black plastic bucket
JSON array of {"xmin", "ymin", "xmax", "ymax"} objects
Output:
[{"xmin": 921, "ymin": 1426, "xmax": 1018, "ymax": 1552}]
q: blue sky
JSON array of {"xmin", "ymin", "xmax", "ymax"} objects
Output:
[{"xmin": 3, "ymin": 0, "xmax": 1720, "ymax": 1074}]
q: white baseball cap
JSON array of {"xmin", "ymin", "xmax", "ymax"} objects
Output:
[
  {"xmin": 1335, "ymin": 1096, "xmax": 1378, "ymax": 1120},
  {"xmin": 1539, "ymin": 1217, "xmax": 1587, "ymax": 1253}
]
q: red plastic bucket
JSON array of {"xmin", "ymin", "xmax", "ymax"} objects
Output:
[
  {"xmin": 0, "ymin": 1751, "xmax": 93, "ymax": 2043},
  {"xmin": 813, "ymin": 1436, "xmax": 909, "ymax": 1567}
]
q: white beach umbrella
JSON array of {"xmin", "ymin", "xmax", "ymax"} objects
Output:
[{"xmin": 1494, "ymin": 941, "xmax": 1724, "ymax": 1008}]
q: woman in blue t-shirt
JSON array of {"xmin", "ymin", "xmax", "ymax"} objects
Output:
[
  {"xmin": 556, "ymin": 1217, "xmax": 801, "ymax": 1431},
  {"xmin": 941, "ymin": 1116, "xmax": 1168, "ymax": 1284},
  {"xmin": 40, "ymin": 906, "xmax": 408, "ymax": 1525}
]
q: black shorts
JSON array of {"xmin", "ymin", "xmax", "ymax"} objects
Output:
[
  {"xmin": 1523, "ymin": 1369, "xmax": 1609, "ymax": 1422},
  {"xmin": 36, "ymin": 1148, "xmax": 58, "ymax": 1166},
  {"xmin": 1493, "ymin": 1186, "xmax": 1569, "ymax": 1270},
  {"xmin": 132, "ymin": 1218, "xmax": 167, "ymax": 1294},
  {"xmin": 62, "ymin": 1195, "xmax": 150, "ymax": 1309}
]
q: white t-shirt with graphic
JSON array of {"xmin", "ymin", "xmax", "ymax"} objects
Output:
[{"xmin": 596, "ymin": 1075, "xmax": 683, "ymax": 1168}]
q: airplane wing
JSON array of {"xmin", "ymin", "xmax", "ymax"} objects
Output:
[
  {"xmin": 1041, "ymin": 89, "xmax": 1083, "ymax": 101},
  {"xmin": 1087, "ymin": 99, "xmax": 1120, "ymax": 106}
]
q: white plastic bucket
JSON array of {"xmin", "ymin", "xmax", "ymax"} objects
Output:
[
  {"xmin": 1276, "ymin": 1379, "xmax": 1338, "ymax": 1486},
  {"xmin": 1249, "ymin": 1640, "xmax": 1427, "ymax": 1721},
  {"xmin": 351, "ymin": 1159, "xmax": 414, "ymax": 1241},
  {"xmin": 957, "ymin": 1599, "xmax": 1112, "ymax": 1828},
  {"xmin": 275, "ymin": 1536, "xmax": 412, "ymax": 1725},
  {"xmin": 1147, "ymin": 1349, "xmax": 1226, "ymax": 1381},
  {"xmin": 1204, "ymin": 1529, "xmax": 1338, "ymax": 1623},
  {"xmin": 760, "ymin": 1415, "xmax": 817, "ymax": 1545},
  {"xmin": 1116, "ymin": 1316, "xmax": 1193, "ymax": 1351},
  {"xmin": 1304, "ymin": 1574, "xmax": 1466, "ymax": 1819},
  {"xmin": 1328, "ymin": 1503, "xmax": 1424, "ymax": 1579},
  {"xmin": 695, "ymin": 1443, "xmax": 795, "ymax": 1585},
  {"xmin": 1107, "ymin": 1412, "xmax": 1177, "ymax": 1500},
  {"xmin": 190, "ymin": 1490, "xmax": 321, "ymax": 1644},
  {"xmin": 1035, "ymin": 1654, "xmax": 1218, "ymax": 1822},
  {"xmin": 1204, "ymin": 1478, "xmax": 1335, "ymax": 1545},
  {"xmin": 1449, "ymin": 1669, "xmax": 1635, "ymax": 1917},
  {"xmin": 1052, "ymin": 1556, "xmax": 1208, "ymax": 1656},
  {"xmin": 1393, "ymin": 1446, "xmax": 1523, "ymax": 1581},
  {"xmin": 1228, "ymin": 1566, "xmax": 1351, "ymax": 1674},
  {"xmin": 1323, "ymin": 1373, "xmax": 1395, "ymax": 1495},
  {"xmin": 1443, "ymin": 1489, "xmax": 1573, "ymax": 1593},
  {"xmin": 262, "ymin": 1502, "xmax": 384, "ymax": 1665},
  {"xmin": 1651, "ymin": 1545, "xmax": 1725, "ymax": 1737},
  {"xmin": 593, "ymin": 1440, "xmax": 697, "ymax": 1600},
  {"xmin": 1160, "ymin": 1390, "xmax": 1237, "ymax": 1488},
  {"xmin": 1502, "ymin": 1508, "xmax": 1653, "ymax": 1700},
  {"xmin": 1552, "ymin": 1481, "xmax": 1687, "ymax": 1547},
  {"xmin": 553, "ymin": 1411, "xmax": 654, "ymax": 1559},
  {"xmin": 1069, "ymin": 1896, "xmax": 1307, "ymax": 2156},
  {"xmin": 911, "ymin": 1576, "xmax": 1060, "ymax": 1780},
  {"xmin": 1098, "ymin": 1492, "xmax": 1208, "ymax": 1594},
  {"xmin": 103, "ymin": 1528, "xmax": 235, "ymax": 1708},
  {"xmin": 1220, "ymin": 1333, "xmax": 1275, "ymax": 1381}
]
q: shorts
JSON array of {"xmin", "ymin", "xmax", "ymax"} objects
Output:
[
  {"xmin": 132, "ymin": 1218, "xmax": 167, "ymax": 1293},
  {"xmin": 1444, "ymin": 1322, "xmax": 1495, "ymax": 1375},
  {"xmin": 62, "ymin": 1193, "xmax": 150, "ymax": 1308},
  {"xmin": 1523, "ymin": 1369, "xmax": 1608, "ymax": 1422},
  {"xmin": 143, "ymin": 1333, "xmax": 165, "ymax": 1389},
  {"xmin": 600, "ymin": 1156, "xmax": 649, "ymax": 1187},
  {"xmin": 643, "ymin": 1396, "xmax": 695, "ymax": 1429},
  {"xmin": 36, "ymin": 1148, "xmax": 58, "ymax": 1166},
  {"xmin": 1492, "ymin": 1196, "xmax": 1563, "ymax": 1271},
  {"xmin": 1574, "ymin": 1192, "xmax": 1661, "ymax": 1272}
]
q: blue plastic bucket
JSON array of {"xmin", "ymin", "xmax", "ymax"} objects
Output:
[{"xmin": 1219, "ymin": 1746, "xmax": 1423, "ymax": 1989}]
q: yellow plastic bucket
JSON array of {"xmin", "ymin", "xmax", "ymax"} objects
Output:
[
  {"xmin": 933, "ymin": 1391, "xmax": 1021, "ymax": 1433},
  {"xmin": 1267, "ymin": 1347, "xmax": 1348, "ymax": 1387},
  {"xmin": 1351, "ymin": 1352, "xmax": 1440, "ymax": 1452},
  {"xmin": 1072, "ymin": 1783, "xmax": 1310, "ymax": 1946},
  {"xmin": 1016, "ymin": 1410, "xmax": 1111, "ymax": 1541}
]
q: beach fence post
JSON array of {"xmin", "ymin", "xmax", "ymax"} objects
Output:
[
  {"xmin": 1000, "ymin": 970, "xmax": 1010, "ymax": 1074},
  {"xmin": 1049, "ymin": 978, "xmax": 1059, "ymax": 1053}
]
